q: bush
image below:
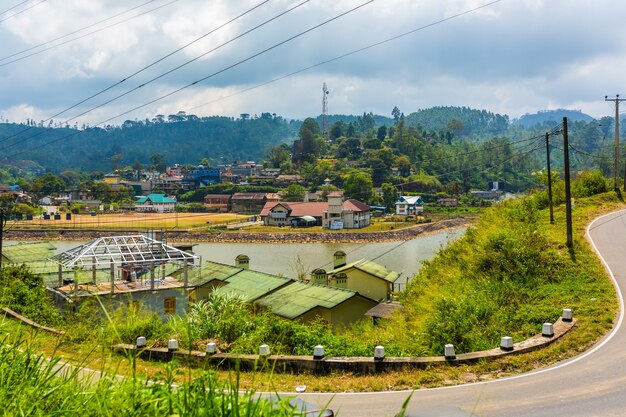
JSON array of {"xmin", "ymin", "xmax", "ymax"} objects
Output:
[
  {"xmin": 573, "ymin": 169, "xmax": 608, "ymax": 198},
  {"xmin": 0, "ymin": 265, "xmax": 63, "ymax": 327}
]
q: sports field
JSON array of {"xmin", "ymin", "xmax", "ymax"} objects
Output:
[{"xmin": 9, "ymin": 212, "xmax": 250, "ymax": 230}]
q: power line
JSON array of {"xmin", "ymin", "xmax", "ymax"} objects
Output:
[
  {"xmin": 0, "ymin": 0, "xmax": 160, "ymax": 63},
  {"xmin": 5, "ymin": 0, "xmax": 376, "ymax": 159},
  {"xmin": 0, "ymin": 0, "xmax": 30, "ymax": 17},
  {"xmin": 0, "ymin": 0, "xmax": 46, "ymax": 24},
  {"xmin": 60, "ymin": 0, "xmax": 308, "ymax": 126},
  {"xmin": 0, "ymin": 0, "xmax": 271, "ymax": 147},
  {"xmin": 189, "ymin": 0, "xmax": 504, "ymax": 112},
  {"xmin": 0, "ymin": 0, "xmax": 179, "ymax": 66}
]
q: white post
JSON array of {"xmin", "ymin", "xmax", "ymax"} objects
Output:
[
  {"xmin": 259, "ymin": 344, "xmax": 270, "ymax": 357},
  {"xmin": 313, "ymin": 345, "xmax": 325, "ymax": 360},
  {"xmin": 542, "ymin": 323, "xmax": 554, "ymax": 337},
  {"xmin": 562, "ymin": 308, "xmax": 573, "ymax": 322},
  {"xmin": 136, "ymin": 336, "xmax": 147, "ymax": 348},
  {"xmin": 444, "ymin": 344, "xmax": 456, "ymax": 359},
  {"xmin": 206, "ymin": 342, "xmax": 217, "ymax": 354},
  {"xmin": 374, "ymin": 345, "xmax": 385, "ymax": 360},
  {"xmin": 168, "ymin": 339, "xmax": 179, "ymax": 351},
  {"xmin": 500, "ymin": 336, "xmax": 514, "ymax": 351}
]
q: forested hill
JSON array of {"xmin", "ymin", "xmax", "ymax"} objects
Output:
[
  {"xmin": 404, "ymin": 106, "xmax": 510, "ymax": 136},
  {"xmin": 512, "ymin": 109, "xmax": 594, "ymax": 127},
  {"xmin": 0, "ymin": 114, "xmax": 299, "ymax": 172}
]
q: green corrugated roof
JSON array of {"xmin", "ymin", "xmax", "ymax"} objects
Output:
[
  {"xmin": 136, "ymin": 194, "xmax": 176, "ymax": 204},
  {"xmin": 185, "ymin": 261, "xmax": 242, "ymax": 286},
  {"xmin": 2, "ymin": 242, "xmax": 56, "ymax": 264},
  {"xmin": 329, "ymin": 259, "xmax": 400, "ymax": 283},
  {"xmin": 214, "ymin": 269, "xmax": 292, "ymax": 302},
  {"xmin": 255, "ymin": 281, "xmax": 357, "ymax": 319}
]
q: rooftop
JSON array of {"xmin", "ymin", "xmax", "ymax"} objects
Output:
[
  {"xmin": 328, "ymin": 259, "xmax": 401, "ymax": 283},
  {"xmin": 255, "ymin": 281, "xmax": 358, "ymax": 319},
  {"xmin": 214, "ymin": 269, "xmax": 292, "ymax": 302},
  {"xmin": 2, "ymin": 242, "xmax": 56, "ymax": 264},
  {"xmin": 49, "ymin": 235, "xmax": 198, "ymax": 268}
]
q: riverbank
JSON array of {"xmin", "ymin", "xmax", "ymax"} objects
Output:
[{"xmin": 5, "ymin": 218, "xmax": 469, "ymax": 244}]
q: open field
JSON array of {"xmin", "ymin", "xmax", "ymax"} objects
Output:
[{"xmin": 7, "ymin": 212, "xmax": 250, "ymax": 230}]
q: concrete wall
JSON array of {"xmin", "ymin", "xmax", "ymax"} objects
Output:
[{"xmin": 114, "ymin": 318, "xmax": 576, "ymax": 375}]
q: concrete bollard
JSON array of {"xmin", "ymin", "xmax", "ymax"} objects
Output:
[
  {"xmin": 313, "ymin": 345, "xmax": 325, "ymax": 360},
  {"xmin": 374, "ymin": 345, "xmax": 385, "ymax": 361},
  {"xmin": 168, "ymin": 339, "xmax": 179, "ymax": 351},
  {"xmin": 542, "ymin": 323, "xmax": 554, "ymax": 337},
  {"xmin": 206, "ymin": 342, "xmax": 217, "ymax": 354},
  {"xmin": 562, "ymin": 308, "xmax": 573, "ymax": 322},
  {"xmin": 259, "ymin": 344, "xmax": 270, "ymax": 357},
  {"xmin": 500, "ymin": 336, "xmax": 514, "ymax": 351},
  {"xmin": 444, "ymin": 344, "xmax": 456, "ymax": 359},
  {"xmin": 136, "ymin": 336, "xmax": 147, "ymax": 348}
]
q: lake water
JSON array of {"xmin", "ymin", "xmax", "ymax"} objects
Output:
[{"xmin": 25, "ymin": 227, "xmax": 466, "ymax": 287}]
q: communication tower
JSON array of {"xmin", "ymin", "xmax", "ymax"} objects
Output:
[{"xmin": 322, "ymin": 82, "xmax": 329, "ymax": 138}]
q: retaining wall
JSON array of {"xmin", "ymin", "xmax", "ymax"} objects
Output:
[{"xmin": 113, "ymin": 318, "xmax": 576, "ymax": 375}]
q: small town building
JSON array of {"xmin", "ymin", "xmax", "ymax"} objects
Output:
[
  {"xmin": 135, "ymin": 193, "xmax": 177, "ymax": 213},
  {"xmin": 203, "ymin": 194, "xmax": 231, "ymax": 212},
  {"xmin": 312, "ymin": 251, "xmax": 401, "ymax": 302},
  {"xmin": 260, "ymin": 192, "xmax": 371, "ymax": 229},
  {"xmin": 182, "ymin": 165, "xmax": 221, "ymax": 188},
  {"xmin": 231, "ymin": 192, "xmax": 279, "ymax": 214},
  {"xmin": 395, "ymin": 195, "xmax": 424, "ymax": 216},
  {"xmin": 365, "ymin": 301, "xmax": 404, "ymax": 325},
  {"xmin": 438, "ymin": 198, "xmax": 458, "ymax": 207},
  {"xmin": 1, "ymin": 241, "xmax": 56, "ymax": 266},
  {"xmin": 260, "ymin": 202, "xmax": 326, "ymax": 226},
  {"xmin": 255, "ymin": 281, "xmax": 377, "ymax": 327},
  {"xmin": 47, "ymin": 235, "xmax": 199, "ymax": 317},
  {"xmin": 322, "ymin": 192, "xmax": 371, "ymax": 229}
]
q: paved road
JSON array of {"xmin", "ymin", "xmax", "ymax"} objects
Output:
[{"xmin": 299, "ymin": 209, "xmax": 626, "ymax": 417}]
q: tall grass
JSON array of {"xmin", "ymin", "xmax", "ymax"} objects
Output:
[{"xmin": 0, "ymin": 325, "xmax": 324, "ymax": 416}]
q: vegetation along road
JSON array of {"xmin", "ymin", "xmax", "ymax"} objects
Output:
[{"xmin": 300, "ymin": 209, "xmax": 626, "ymax": 416}]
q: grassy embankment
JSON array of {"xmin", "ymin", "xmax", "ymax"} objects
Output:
[{"xmin": 0, "ymin": 186, "xmax": 622, "ymax": 393}]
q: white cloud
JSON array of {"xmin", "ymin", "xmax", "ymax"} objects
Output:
[{"xmin": 1, "ymin": 0, "xmax": 626, "ymax": 126}]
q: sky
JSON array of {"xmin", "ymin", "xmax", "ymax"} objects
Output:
[{"xmin": 0, "ymin": 0, "xmax": 625, "ymax": 127}]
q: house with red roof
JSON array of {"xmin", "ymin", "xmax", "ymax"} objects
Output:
[{"xmin": 259, "ymin": 192, "xmax": 370, "ymax": 229}]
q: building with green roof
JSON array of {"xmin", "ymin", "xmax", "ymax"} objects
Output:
[
  {"xmin": 213, "ymin": 269, "xmax": 292, "ymax": 302},
  {"xmin": 255, "ymin": 281, "xmax": 377, "ymax": 326},
  {"xmin": 135, "ymin": 193, "xmax": 177, "ymax": 213},
  {"xmin": 311, "ymin": 251, "xmax": 401, "ymax": 302},
  {"xmin": 2, "ymin": 241, "xmax": 56, "ymax": 264}
]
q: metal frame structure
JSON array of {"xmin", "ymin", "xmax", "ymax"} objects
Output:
[
  {"xmin": 49, "ymin": 235, "xmax": 199, "ymax": 294},
  {"xmin": 50, "ymin": 235, "xmax": 197, "ymax": 268}
]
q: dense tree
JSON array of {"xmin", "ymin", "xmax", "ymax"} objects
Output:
[
  {"xmin": 31, "ymin": 173, "xmax": 66, "ymax": 197},
  {"xmin": 377, "ymin": 125, "xmax": 387, "ymax": 141},
  {"xmin": 343, "ymin": 170, "xmax": 373, "ymax": 202},
  {"xmin": 265, "ymin": 144, "xmax": 291, "ymax": 169},
  {"xmin": 282, "ymin": 184, "xmax": 306, "ymax": 202},
  {"xmin": 150, "ymin": 153, "xmax": 167, "ymax": 173},
  {"xmin": 381, "ymin": 182, "xmax": 398, "ymax": 209}
]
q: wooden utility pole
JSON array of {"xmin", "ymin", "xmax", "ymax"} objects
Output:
[
  {"xmin": 546, "ymin": 132, "xmax": 554, "ymax": 224},
  {"xmin": 563, "ymin": 117, "xmax": 573, "ymax": 249},
  {"xmin": 605, "ymin": 95, "xmax": 626, "ymax": 189},
  {"xmin": 0, "ymin": 208, "xmax": 5, "ymax": 271}
]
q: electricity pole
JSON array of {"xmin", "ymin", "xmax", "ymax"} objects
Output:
[
  {"xmin": 545, "ymin": 132, "xmax": 554, "ymax": 224},
  {"xmin": 563, "ymin": 117, "xmax": 573, "ymax": 250},
  {"xmin": 605, "ymin": 95, "xmax": 626, "ymax": 190},
  {"xmin": 0, "ymin": 208, "xmax": 6, "ymax": 271}
]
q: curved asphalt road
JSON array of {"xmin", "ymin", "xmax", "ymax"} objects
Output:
[{"xmin": 299, "ymin": 209, "xmax": 626, "ymax": 417}]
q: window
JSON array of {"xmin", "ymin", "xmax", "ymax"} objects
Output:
[{"xmin": 164, "ymin": 297, "xmax": 176, "ymax": 315}]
